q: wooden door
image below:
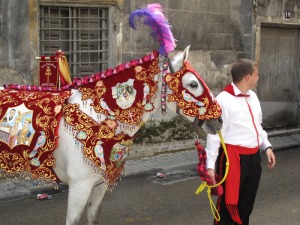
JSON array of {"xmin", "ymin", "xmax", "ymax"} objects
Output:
[{"xmin": 258, "ymin": 27, "xmax": 300, "ymax": 127}]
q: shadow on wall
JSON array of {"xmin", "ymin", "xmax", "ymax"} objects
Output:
[
  {"xmin": 263, "ymin": 110, "xmax": 298, "ymax": 129},
  {"xmin": 0, "ymin": 66, "xmax": 27, "ymax": 86}
]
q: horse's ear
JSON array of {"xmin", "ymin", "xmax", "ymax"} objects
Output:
[
  {"xmin": 172, "ymin": 45, "xmax": 191, "ymax": 71},
  {"xmin": 182, "ymin": 45, "xmax": 190, "ymax": 62}
]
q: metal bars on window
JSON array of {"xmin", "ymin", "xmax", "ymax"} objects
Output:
[{"xmin": 39, "ymin": 6, "xmax": 109, "ymax": 78}]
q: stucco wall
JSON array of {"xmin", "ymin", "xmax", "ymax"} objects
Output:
[
  {"xmin": 122, "ymin": 0, "xmax": 254, "ymax": 96},
  {"xmin": 0, "ymin": 0, "xmax": 31, "ymax": 84}
]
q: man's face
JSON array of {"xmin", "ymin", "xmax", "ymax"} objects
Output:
[
  {"xmin": 248, "ymin": 66, "xmax": 259, "ymax": 89},
  {"xmin": 9, "ymin": 110, "xmax": 16, "ymax": 118}
]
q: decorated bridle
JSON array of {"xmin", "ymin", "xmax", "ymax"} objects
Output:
[{"xmin": 163, "ymin": 58, "xmax": 222, "ymax": 123}]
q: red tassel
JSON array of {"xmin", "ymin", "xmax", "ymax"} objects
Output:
[{"xmin": 226, "ymin": 204, "xmax": 242, "ymax": 224}]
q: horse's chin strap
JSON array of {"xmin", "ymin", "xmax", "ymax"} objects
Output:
[{"xmin": 193, "ymin": 115, "xmax": 204, "ymax": 127}]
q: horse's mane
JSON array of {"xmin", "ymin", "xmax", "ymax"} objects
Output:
[{"xmin": 3, "ymin": 50, "xmax": 159, "ymax": 92}]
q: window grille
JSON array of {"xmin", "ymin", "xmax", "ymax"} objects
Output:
[{"xmin": 39, "ymin": 6, "xmax": 110, "ymax": 79}]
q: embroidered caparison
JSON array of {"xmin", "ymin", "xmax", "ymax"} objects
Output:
[
  {"xmin": 63, "ymin": 103, "xmax": 134, "ymax": 188},
  {"xmin": 61, "ymin": 51, "xmax": 161, "ymax": 188},
  {"xmin": 0, "ymin": 89, "xmax": 71, "ymax": 181},
  {"xmin": 78, "ymin": 52, "xmax": 160, "ymax": 125},
  {"xmin": 165, "ymin": 60, "xmax": 221, "ymax": 120}
]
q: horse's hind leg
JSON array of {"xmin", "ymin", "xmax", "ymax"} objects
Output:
[
  {"xmin": 86, "ymin": 182, "xmax": 106, "ymax": 225},
  {"xmin": 66, "ymin": 181, "xmax": 94, "ymax": 225}
]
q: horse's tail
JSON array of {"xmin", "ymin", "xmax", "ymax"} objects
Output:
[{"xmin": 129, "ymin": 3, "xmax": 176, "ymax": 57}]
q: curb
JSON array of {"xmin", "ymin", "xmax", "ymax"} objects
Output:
[
  {"xmin": 0, "ymin": 128, "xmax": 299, "ymax": 203},
  {"xmin": 0, "ymin": 184, "xmax": 68, "ymax": 203}
]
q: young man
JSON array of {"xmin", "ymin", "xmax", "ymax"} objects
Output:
[{"xmin": 206, "ymin": 59, "xmax": 276, "ymax": 225}]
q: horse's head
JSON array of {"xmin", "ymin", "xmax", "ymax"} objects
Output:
[{"xmin": 164, "ymin": 46, "xmax": 222, "ymax": 134}]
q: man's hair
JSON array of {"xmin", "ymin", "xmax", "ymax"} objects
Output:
[{"xmin": 231, "ymin": 58, "xmax": 257, "ymax": 83}]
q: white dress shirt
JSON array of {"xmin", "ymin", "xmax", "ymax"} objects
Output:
[{"xmin": 206, "ymin": 83, "xmax": 271, "ymax": 169}]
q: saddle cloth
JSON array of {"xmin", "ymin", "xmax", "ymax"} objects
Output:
[{"xmin": 0, "ymin": 88, "xmax": 71, "ymax": 181}]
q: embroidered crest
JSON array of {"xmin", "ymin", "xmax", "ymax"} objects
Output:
[
  {"xmin": 112, "ymin": 79, "xmax": 136, "ymax": 109},
  {"xmin": 110, "ymin": 139, "xmax": 133, "ymax": 167}
]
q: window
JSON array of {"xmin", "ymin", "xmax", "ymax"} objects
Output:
[{"xmin": 39, "ymin": 6, "xmax": 110, "ymax": 79}]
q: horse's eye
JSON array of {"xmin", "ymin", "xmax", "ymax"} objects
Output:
[{"xmin": 190, "ymin": 81, "xmax": 198, "ymax": 88}]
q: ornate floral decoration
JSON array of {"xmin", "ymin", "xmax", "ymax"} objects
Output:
[
  {"xmin": 0, "ymin": 89, "xmax": 71, "ymax": 181},
  {"xmin": 63, "ymin": 103, "xmax": 134, "ymax": 188},
  {"xmin": 166, "ymin": 60, "xmax": 222, "ymax": 120},
  {"xmin": 78, "ymin": 52, "xmax": 160, "ymax": 125},
  {"xmin": 61, "ymin": 51, "xmax": 160, "ymax": 187}
]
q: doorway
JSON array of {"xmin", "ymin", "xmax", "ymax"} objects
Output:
[{"xmin": 258, "ymin": 26, "xmax": 300, "ymax": 128}]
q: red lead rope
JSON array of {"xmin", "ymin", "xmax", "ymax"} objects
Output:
[{"xmin": 195, "ymin": 140, "xmax": 223, "ymax": 196}]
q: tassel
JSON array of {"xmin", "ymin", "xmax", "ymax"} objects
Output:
[{"xmin": 227, "ymin": 204, "xmax": 243, "ymax": 224}]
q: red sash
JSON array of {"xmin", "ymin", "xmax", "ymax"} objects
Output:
[{"xmin": 225, "ymin": 144, "xmax": 258, "ymax": 224}]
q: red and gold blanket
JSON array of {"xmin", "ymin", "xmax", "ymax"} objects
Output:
[
  {"xmin": 0, "ymin": 89, "xmax": 71, "ymax": 181},
  {"xmin": 63, "ymin": 51, "xmax": 160, "ymax": 188},
  {"xmin": 63, "ymin": 103, "xmax": 134, "ymax": 188}
]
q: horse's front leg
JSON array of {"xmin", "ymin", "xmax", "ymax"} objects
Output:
[
  {"xmin": 86, "ymin": 182, "xmax": 106, "ymax": 225},
  {"xmin": 66, "ymin": 179, "xmax": 96, "ymax": 225}
]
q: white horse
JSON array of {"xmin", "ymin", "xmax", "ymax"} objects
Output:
[
  {"xmin": 52, "ymin": 45, "xmax": 223, "ymax": 225},
  {"xmin": 0, "ymin": 4, "xmax": 222, "ymax": 224}
]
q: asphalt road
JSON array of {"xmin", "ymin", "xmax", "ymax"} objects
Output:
[{"xmin": 0, "ymin": 148, "xmax": 299, "ymax": 225}]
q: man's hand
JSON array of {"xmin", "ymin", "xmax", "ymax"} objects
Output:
[
  {"xmin": 207, "ymin": 168, "xmax": 216, "ymax": 185},
  {"xmin": 266, "ymin": 148, "xmax": 276, "ymax": 169}
]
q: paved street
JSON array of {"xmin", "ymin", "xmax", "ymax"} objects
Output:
[{"xmin": 0, "ymin": 147, "xmax": 299, "ymax": 225}]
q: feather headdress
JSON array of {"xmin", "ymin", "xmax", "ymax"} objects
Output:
[{"xmin": 129, "ymin": 3, "xmax": 176, "ymax": 56}]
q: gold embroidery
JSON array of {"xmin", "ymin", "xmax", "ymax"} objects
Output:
[
  {"xmin": 0, "ymin": 89, "xmax": 71, "ymax": 181},
  {"xmin": 63, "ymin": 103, "xmax": 134, "ymax": 188},
  {"xmin": 166, "ymin": 61, "xmax": 222, "ymax": 120},
  {"xmin": 78, "ymin": 58, "xmax": 160, "ymax": 125}
]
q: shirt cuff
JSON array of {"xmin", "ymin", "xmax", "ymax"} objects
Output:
[
  {"xmin": 260, "ymin": 140, "xmax": 272, "ymax": 152},
  {"xmin": 206, "ymin": 159, "xmax": 216, "ymax": 170}
]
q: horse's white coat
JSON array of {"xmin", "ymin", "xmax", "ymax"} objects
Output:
[{"xmin": 53, "ymin": 46, "xmax": 222, "ymax": 225}]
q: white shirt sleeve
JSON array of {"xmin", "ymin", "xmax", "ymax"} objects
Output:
[
  {"xmin": 259, "ymin": 130, "xmax": 272, "ymax": 152},
  {"xmin": 205, "ymin": 93, "xmax": 228, "ymax": 170},
  {"xmin": 206, "ymin": 133, "xmax": 220, "ymax": 169},
  {"xmin": 254, "ymin": 92, "xmax": 272, "ymax": 151}
]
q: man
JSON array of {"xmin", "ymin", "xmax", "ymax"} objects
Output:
[{"xmin": 206, "ymin": 58, "xmax": 276, "ymax": 225}]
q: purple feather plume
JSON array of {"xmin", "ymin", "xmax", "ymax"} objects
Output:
[{"xmin": 129, "ymin": 3, "xmax": 176, "ymax": 56}]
